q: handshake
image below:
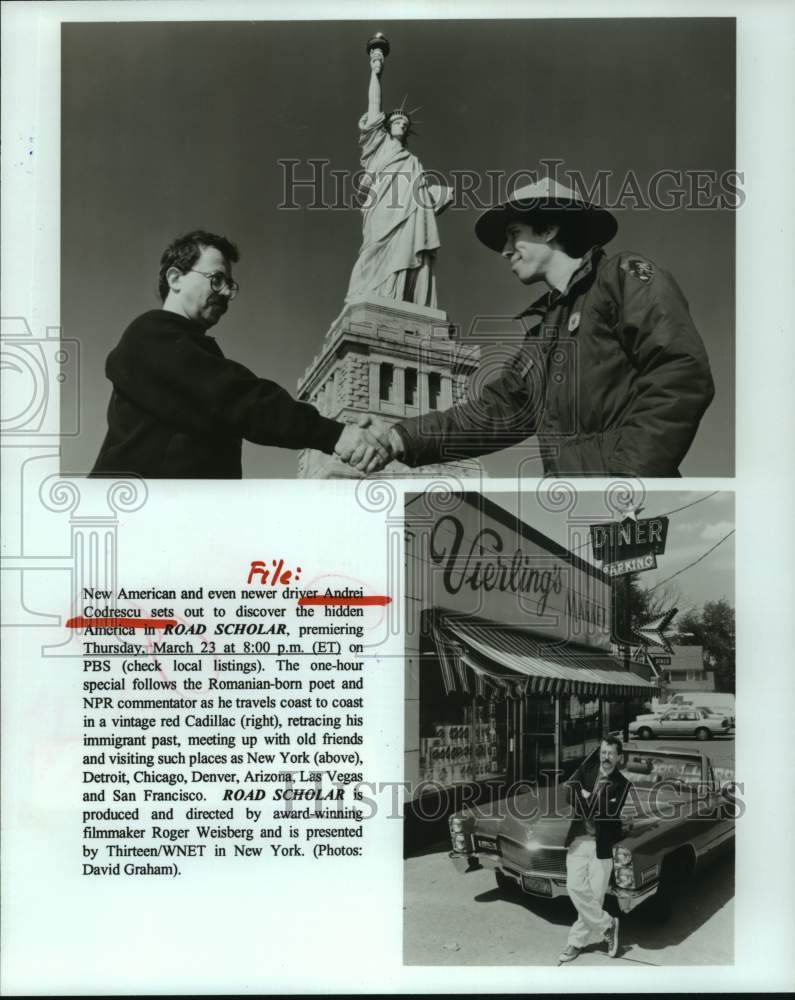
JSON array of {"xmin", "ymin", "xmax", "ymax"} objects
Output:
[{"xmin": 333, "ymin": 414, "xmax": 405, "ymax": 475}]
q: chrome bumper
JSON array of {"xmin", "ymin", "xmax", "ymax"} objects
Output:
[
  {"xmin": 613, "ymin": 882, "xmax": 659, "ymax": 913},
  {"xmin": 449, "ymin": 850, "xmax": 660, "ymax": 913},
  {"xmin": 449, "ymin": 850, "xmax": 570, "ymax": 899}
]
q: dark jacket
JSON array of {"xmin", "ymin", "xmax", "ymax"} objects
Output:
[
  {"xmin": 91, "ymin": 310, "xmax": 344, "ymax": 478},
  {"xmin": 565, "ymin": 764, "xmax": 632, "ymax": 860},
  {"xmin": 393, "ymin": 248, "xmax": 715, "ymax": 477}
]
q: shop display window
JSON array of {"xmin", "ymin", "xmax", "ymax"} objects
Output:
[
  {"xmin": 520, "ymin": 696, "xmax": 557, "ymax": 776},
  {"xmin": 418, "ymin": 647, "xmax": 509, "ymax": 789},
  {"xmin": 561, "ymin": 694, "xmax": 602, "ymax": 766}
]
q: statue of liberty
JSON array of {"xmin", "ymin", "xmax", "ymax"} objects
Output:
[{"xmin": 344, "ymin": 34, "xmax": 451, "ymax": 309}]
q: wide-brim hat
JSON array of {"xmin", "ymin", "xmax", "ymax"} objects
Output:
[{"xmin": 475, "ymin": 177, "xmax": 618, "ymax": 253}]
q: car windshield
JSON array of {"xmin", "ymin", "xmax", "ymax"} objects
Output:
[{"xmin": 619, "ymin": 750, "xmax": 704, "ymax": 789}]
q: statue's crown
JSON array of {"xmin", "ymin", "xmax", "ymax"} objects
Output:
[{"xmin": 385, "ymin": 96, "xmax": 422, "ymax": 135}]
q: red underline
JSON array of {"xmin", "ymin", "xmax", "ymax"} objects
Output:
[
  {"xmin": 297, "ymin": 596, "xmax": 391, "ymax": 607},
  {"xmin": 65, "ymin": 617, "xmax": 177, "ymax": 629}
]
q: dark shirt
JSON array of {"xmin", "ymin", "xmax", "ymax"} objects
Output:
[
  {"xmin": 565, "ymin": 763, "xmax": 632, "ymax": 860},
  {"xmin": 91, "ymin": 310, "xmax": 344, "ymax": 478}
]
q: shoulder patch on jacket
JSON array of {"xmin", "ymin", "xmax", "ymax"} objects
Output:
[{"xmin": 627, "ymin": 258, "xmax": 655, "ymax": 283}]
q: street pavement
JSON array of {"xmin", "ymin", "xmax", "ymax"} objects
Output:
[{"xmin": 404, "ymin": 736, "xmax": 734, "ymax": 967}]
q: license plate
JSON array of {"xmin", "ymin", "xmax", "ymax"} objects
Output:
[
  {"xmin": 522, "ymin": 875, "xmax": 552, "ymax": 896},
  {"xmin": 475, "ymin": 837, "xmax": 497, "ymax": 853}
]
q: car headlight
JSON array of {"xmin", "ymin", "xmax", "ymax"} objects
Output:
[
  {"xmin": 613, "ymin": 846, "xmax": 632, "ymax": 866},
  {"xmin": 449, "ymin": 816, "xmax": 463, "ymax": 833},
  {"xmin": 452, "ymin": 833, "xmax": 466, "ymax": 851},
  {"xmin": 614, "ymin": 867, "xmax": 635, "ymax": 888}
]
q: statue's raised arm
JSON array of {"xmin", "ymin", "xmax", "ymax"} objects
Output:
[
  {"xmin": 366, "ymin": 38, "xmax": 385, "ymax": 125},
  {"xmin": 344, "ymin": 34, "xmax": 450, "ymax": 310}
]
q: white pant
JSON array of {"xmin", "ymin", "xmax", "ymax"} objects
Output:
[{"xmin": 566, "ymin": 835, "xmax": 614, "ymax": 948}]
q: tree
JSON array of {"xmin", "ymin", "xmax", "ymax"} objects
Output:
[
  {"xmin": 613, "ymin": 575, "xmax": 683, "ymax": 641},
  {"xmin": 675, "ymin": 599, "xmax": 735, "ymax": 693}
]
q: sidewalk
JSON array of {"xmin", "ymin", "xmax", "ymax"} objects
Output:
[{"xmin": 404, "ymin": 843, "xmax": 733, "ymax": 966}]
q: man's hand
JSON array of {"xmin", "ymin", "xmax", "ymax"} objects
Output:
[
  {"xmin": 334, "ymin": 423, "xmax": 387, "ymax": 473},
  {"xmin": 334, "ymin": 415, "xmax": 404, "ymax": 475},
  {"xmin": 357, "ymin": 415, "xmax": 405, "ymax": 473}
]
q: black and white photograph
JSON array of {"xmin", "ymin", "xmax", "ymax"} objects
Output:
[
  {"xmin": 60, "ymin": 17, "xmax": 735, "ymax": 479},
  {"xmin": 403, "ymin": 488, "xmax": 735, "ymax": 966}
]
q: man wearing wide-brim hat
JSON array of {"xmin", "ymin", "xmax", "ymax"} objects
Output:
[{"xmin": 366, "ymin": 176, "xmax": 714, "ymax": 477}]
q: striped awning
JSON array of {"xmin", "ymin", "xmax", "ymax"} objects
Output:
[{"xmin": 431, "ymin": 612, "xmax": 656, "ymax": 699}]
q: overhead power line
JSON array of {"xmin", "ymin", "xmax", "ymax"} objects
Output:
[
  {"xmin": 647, "ymin": 529, "xmax": 735, "ymax": 592},
  {"xmin": 658, "ymin": 491, "xmax": 721, "ymax": 517}
]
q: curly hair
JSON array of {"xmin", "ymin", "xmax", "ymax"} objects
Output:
[
  {"xmin": 157, "ymin": 230, "xmax": 240, "ymax": 302},
  {"xmin": 601, "ymin": 733, "xmax": 623, "ymax": 755}
]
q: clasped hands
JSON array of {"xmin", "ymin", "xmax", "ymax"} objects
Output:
[{"xmin": 334, "ymin": 415, "xmax": 404, "ymax": 475}]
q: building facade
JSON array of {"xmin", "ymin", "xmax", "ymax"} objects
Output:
[{"xmin": 661, "ymin": 644, "xmax": 713, "ymax": 693}]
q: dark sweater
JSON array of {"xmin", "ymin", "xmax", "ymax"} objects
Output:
[
  {"xmin": 564, "ymin": 763, "xmax": 632, "ymax": 860},
  {"xmin": 90, "ymin": 310, "xmax": 343, "ymax": 478}
]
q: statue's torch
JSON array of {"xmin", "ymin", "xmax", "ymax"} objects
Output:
[{"xmin": 367, "ymin": 32, "xmax": 390, "ymax": 74}]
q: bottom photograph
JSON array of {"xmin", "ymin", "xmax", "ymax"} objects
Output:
[{"xmin": 403, "ymin": 488, "xmax": 735, "ymax": 967}]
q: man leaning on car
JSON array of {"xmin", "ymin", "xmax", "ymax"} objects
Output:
[{"xmin": 559, "ymin": 735, "xmax": 632, "ymax": 964}]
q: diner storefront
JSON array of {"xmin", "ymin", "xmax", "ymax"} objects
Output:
[{"xmin": 404, "ymin": 492, "xmax": 656, "ymax": 852}]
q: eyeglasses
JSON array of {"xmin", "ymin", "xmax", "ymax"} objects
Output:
[{"xmin": 188, "ymin": 270, "xmax": 240, "ymax": 299}]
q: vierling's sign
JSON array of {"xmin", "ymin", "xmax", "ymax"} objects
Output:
[{"xmin": 424, "ymin": 505, "xmax": 611, "ymax": 648}]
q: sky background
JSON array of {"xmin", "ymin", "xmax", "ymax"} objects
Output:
[
  {"xmin": 454, "ymin": 488, "xmax": 735, "ymax": 611},
  {"xmin": 61, "ymin": 17, "xmax": 735, "ymax": 478}
]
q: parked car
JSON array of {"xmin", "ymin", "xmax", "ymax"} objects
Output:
[
  {"xmin": 629, "ymin": 707, "xmax": 730, "ymax": 740},
  {"xmin": 670, "ymin": 692, "xmax": 735, "ymax": 718},
  {"xmin": 646, "ymin": 699, "xmax": 734, "ymax": 729},
  {"xmin": 447, "ymin": 742, "xmax": 735, "ymax": 916},
  {"xmin": 697, "ymin": 707, "xmax": 735, "ymax": 729}
]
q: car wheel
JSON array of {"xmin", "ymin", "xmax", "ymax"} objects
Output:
[
  {"xmin": 495, "ymin": 870, "xmax": 513, "ymax": 894},
  {"xmin": 638, "ymin": 726, "xmax": 653, "ymax": 740},
  {"xmin": 650, "ymin": 851, "xmax": 693, "ymax": 921},
  {"xmin": 695, "ymin": 727, "xmax": 711, "ymax": 741}
]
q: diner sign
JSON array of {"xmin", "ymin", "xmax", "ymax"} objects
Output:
[
  {"xmin": 604, "ymin": 553, "xmax": 657, "ymax": 576},
  {"xmin": 590, "ymin": 514, "xmax": 669, "ymax": 577}
]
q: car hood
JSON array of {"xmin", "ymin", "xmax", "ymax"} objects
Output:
[{"xmin": 461, "ymin": 785, "xmax": 573, "ymax": 847}]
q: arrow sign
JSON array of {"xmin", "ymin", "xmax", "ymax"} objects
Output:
[{"xmin": 634, "ymin": 607, "xmax": 678, "ymax": 655}]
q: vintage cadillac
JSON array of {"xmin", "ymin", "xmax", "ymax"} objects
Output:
[{"xmin": 447, "ymin": 741, "xmax": 736, "ymax": 915}]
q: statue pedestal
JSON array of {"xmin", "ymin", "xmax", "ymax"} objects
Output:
[{"xmin": 296, "ymin": 298, "xmax": 484, "ymax": 480}]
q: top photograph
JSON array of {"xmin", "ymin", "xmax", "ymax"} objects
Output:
[{"xmin": 60, "ymin": 17, "xmax": 736, "ymax": 480}]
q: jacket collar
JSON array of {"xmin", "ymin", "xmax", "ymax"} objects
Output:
[{"xmin": 516, "ymin": 245, "xmax": 605, "ymax": 324}]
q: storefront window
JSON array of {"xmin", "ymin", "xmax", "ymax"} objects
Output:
[
  {"xmin": 418, "ymin": 698, "xmax": 509, "ymax": 789},
  {"xmin": 521, "ymin": 696, "xmax": 556, "ymax": 778},
  {"xmin": 561, "ymin": 694, "xmax": 602, "ymax": 768},
  {"xmin": 418, "ymin": 638, "xmax": 508, "ymax": 789}
]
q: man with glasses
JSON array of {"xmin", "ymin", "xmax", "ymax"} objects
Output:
[
  {"xmin": 558, "ymin": 736, "xmax": 630, "ymax": 963},
  {"xmin": 91, "ymin": 230, "xmax": 386, "ymax": 478}
]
